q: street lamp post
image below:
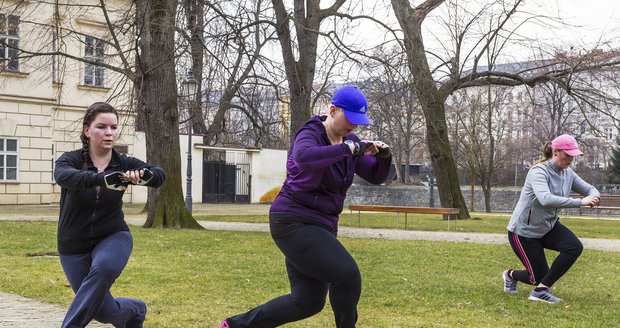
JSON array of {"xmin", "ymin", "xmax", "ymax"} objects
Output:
[
  {"xmin": 429, "ymin": 167, "xmax": 435, "ymax": 208},
  {"xmin": 181, "ymin": 71, "xmax": 197, "ymax": 213}
]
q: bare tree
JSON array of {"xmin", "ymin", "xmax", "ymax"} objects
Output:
[
  {"xmin": 449, "ymin": 87, "xmax": 513, "ymax": 211},
  {"xmin": 389, "ymin": 0, "xmax": 620, "ymax": 218},
  {"xmin": 362, "ymin": 45, "xmax": 426, "ymax": 184},
  {"xmin": 134, "ymin": 0, "xmax": 202, "ymax": 228},
  {"xmin": 178, "ymin": 0, "xmax": 283, "ymax": 148},
  {"xmin": 181, "ymin": 0, "xmax": 207, "ymax": 135},
  {"xmin": 221, "ymin": 84, "xmax": 289, "ymax": 149},
  {"xmin": 271, "ymin": 0, "xmax": 350, "ymax": 142},
  {"xmin": 2, "ymin": 0, "xmax": 203, "ymax": 228},
  {"xmin": 529, "ymin": 80, "xmax": 585, "ymax": 142}
]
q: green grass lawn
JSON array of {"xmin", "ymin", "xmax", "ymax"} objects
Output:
[
  {"xmin": 0, "ymin": 220, "xmax": 619, "ymax": 327},
  {"xmin": 196, "ymin": 212, "xmax": 620, "ymax": 239}
]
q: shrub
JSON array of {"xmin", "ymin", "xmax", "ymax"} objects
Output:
[{"xmin": 259, "ymin": 186, "xmax": 281, "ymax": 204}]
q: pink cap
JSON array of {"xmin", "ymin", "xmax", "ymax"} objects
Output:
[{"xmin": 551, "ymin": 134, "xmax": 583, "ymax": 157}]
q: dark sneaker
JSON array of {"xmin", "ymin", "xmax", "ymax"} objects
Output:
[
  {"xmin": 502, "ymin": 270, "xmax": 517, "ymax": 294},
  {"xmin": 528, "ymin": 288, "xmax": 562, "ymax": 304}
]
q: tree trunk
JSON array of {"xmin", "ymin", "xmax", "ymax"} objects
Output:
[
  {"xmin": 135, "ymin": 0, "xmax": 203, "ymax": 229},
  {"xmin": 482, "ymin": 182, "xmax": 492, "ymax": 213},
  {"xmin": 288, "ymin": 86, "xmax": 313, "ymax": 139},
  {"xmin": 391, "ymin": 0, "xmax": 470, "ymax": 219},
  {"xmin": 484, "ymin": 85, "xmax": 495, "ymax": 213},
  {"xmin": 393, "ymin": 152, "xmax": 402, "ymax": 183},
  {"xmin": 424, "ymin": 114, "xmax": 470, "ymax": 219},
  {"xmin": 272, "ymin": 0, "xmax": 328, "ymax": 140},
  {"xmin": 185, "ymin": 0, "xmax": 207, "ymax": 135}
]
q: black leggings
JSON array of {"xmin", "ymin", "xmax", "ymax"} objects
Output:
[
  {"xmin": 226, "ymin": 223, "xmax": 361, "ymax": 328},
  {"xmin": 508, "ymin": 221, "xmax": 583, "ymax": 287}
]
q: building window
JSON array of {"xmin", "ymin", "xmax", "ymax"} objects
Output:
[
  {"xmin": 605, "ymin": 127, "xmax": 614, "ymax": 140},
  {"xmin": 0, "ymin": 13, "xmax": 20, "ymax": 71},
  {"xmin": 84, "ymin": 36, "xmax": 104, "ymax": 86},
  {"xmin": 0, "ymin": 138, "xmax": 19, "ymax": 181}
]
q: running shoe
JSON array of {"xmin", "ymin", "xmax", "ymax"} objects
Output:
[
  {"xmin": 219, "ymin": 319, "xmax": 230, "ymax": 328},
  {"xmin": 502, "ymin": 270, "xmax": 517, "ymax": 294},
  {"xmin": 528, "ymin": 288, "xmax": 562, "ymax": 304}
]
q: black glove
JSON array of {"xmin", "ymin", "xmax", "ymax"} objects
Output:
[
  {"xmin": 104, "ymin": 172, "xmax": 128, "ymax": 191},
  {"xmin": 375, "ymin": 146, "xmax": 392, "ymax": 159},
  {"xmin": 354, "ymin": 141, "xmax": 373, "ymax": 156},
  {"xmin": 135, "ymin": 168, "xmax": 154, "ymax": 186}
]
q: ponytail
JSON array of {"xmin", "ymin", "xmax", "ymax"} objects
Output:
[{"xmin": 534, "ymin": 141, "xmax": 553, "ymax": 164}]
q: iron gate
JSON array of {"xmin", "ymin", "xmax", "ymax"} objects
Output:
[{"xmin": 202, "ymin": 155, "xmax": 251, "ymax": 203}]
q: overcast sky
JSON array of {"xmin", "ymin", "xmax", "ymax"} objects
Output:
[
  {"xmin": 342, "ymin": 0, "xmax": 620, "ymax": 63},
  {"xmin": 532, "ymin": 0, "xmax": 619, "ymax": 48}
]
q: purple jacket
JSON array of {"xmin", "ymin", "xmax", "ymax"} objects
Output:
[{"xmin": 270, "ymin": 115, "xmax": 392, "ymax": 231}]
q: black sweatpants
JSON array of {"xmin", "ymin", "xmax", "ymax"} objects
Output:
[
  {"xmin": 226, "ymin": 220, "xmax": 361, "ymax": 328},
  {"xmin": 508, "ymin": 221, "xmax": 583, "ymax": 287}
]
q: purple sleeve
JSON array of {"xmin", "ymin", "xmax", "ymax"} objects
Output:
[
  {"xmin": 292, "ymin": 129, "xmax": 352, "ymax": 171},
  {"xmin": 355, "ymin": 155, "xmax": 392, "ymax": 185}
]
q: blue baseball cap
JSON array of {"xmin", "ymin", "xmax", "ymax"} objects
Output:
[{"xmin": 331, "ymin": 86, "xmax": 371, "ymax": 125}]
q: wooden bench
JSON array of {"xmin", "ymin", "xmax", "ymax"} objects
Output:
[
  {"xmin": 348, "ymin": 205, "xmax": 460, "ymax": 230},
  {"xmin": 570, "ymin": 194, "xmax": 620, "ymax": 216}
]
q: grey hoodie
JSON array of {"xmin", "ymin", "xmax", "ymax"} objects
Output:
[{"xmin": 507, "ymin": 159, "xmax": 599, "ymax": 238}]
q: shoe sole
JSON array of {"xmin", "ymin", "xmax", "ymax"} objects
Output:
[{"xmin": 528, "ymin": 295, "xmax": 561, "ymax": 304}]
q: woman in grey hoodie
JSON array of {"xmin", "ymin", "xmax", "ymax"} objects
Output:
[{"xmin": 502, "ymin": 134, "xmax": 600, "ymax": 303}]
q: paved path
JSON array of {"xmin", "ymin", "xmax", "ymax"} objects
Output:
[
  {"xmin": 196, "ymin": 221, "xmax": 620, "ymax": 252},
  {"xmin": 0, "ymin": 293, "xmax": 111, "ymax": 328},
  {"xmin": 2, "ymin": 203, "xmax": 620, "ymax": 327}
]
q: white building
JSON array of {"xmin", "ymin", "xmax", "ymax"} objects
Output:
[
  {"xmin": 0, "ymin": 1, "xmax": 287, "ymax": 205},
  {"xmin": 0, "ymin": 1, "xmax": 143, "ymax": 204},
  {"xmin": 447, "ymin": 52, "xmax": 620, "ymax": 170}
]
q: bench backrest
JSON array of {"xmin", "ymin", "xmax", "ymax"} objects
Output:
[
  {"xmin": 570, "ymin": 194, "xmax": 620, "ymax": 207},
  {"xmin": 349, "ymin": 205, "xmax": 460, "ymax": 215}
]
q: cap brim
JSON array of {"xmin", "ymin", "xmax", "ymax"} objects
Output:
[
  {"xmin": 563, "ymin": 149, "xmax": 583, "ymax": 157},
  {"xmin": 343, "ymin": 110, "xmax": 372, "ymax": 125}
]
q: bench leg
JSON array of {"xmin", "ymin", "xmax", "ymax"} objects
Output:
[{"xmin": 350, "ymin": 209, "xmax": 353, "ymax": 226}]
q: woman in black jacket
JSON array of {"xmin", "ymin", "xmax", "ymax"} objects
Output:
[{"xmin": 54, "ymin": 102, "xmax": 165, "ymax": 328}]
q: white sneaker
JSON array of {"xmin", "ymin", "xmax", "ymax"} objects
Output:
[
  {"xmin": 528, "ymin": 288, "xmax": 562, "ymax": 304},
  {"xmin": 502, "ymin": 270, "xmax": 517, "ymax": 294}
]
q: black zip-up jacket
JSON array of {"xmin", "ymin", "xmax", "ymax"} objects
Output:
[{"xmin": 54, "ymin": 149, "xmax": 165, "ymax": 254}]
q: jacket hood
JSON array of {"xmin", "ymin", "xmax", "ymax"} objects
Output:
[
  {"xmin": 300, "ymin": 115, "xmax": 327, "ymax": 134},
  {"xmin": 296, "ymin": 115, "xmax": 360, "ymax": 142}
]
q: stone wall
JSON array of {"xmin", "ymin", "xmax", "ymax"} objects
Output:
[{"xmin": 346, "ymin": 184, "xmax": 620, "ymax": 216}]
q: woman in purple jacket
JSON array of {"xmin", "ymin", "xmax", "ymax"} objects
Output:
[{"xmin": 221, "ymin": 86, "xmax": 392, "ymax": 328}]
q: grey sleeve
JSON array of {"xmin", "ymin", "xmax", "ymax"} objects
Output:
[
  {"xmin": 530, "ymin": 167, "xmax": 582, "ymax": 208},
  {"xmin": 570, "ymin": 170, "xmax": 600, "ymax": 198}
]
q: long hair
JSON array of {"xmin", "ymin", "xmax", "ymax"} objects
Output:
[
  {"xmin": 534, "ymin": 141, "xmax": 553, "ymax": 165},
  {"xmin": 80, "ymin": 102, "xmax": 118, "ymax": 163}
]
